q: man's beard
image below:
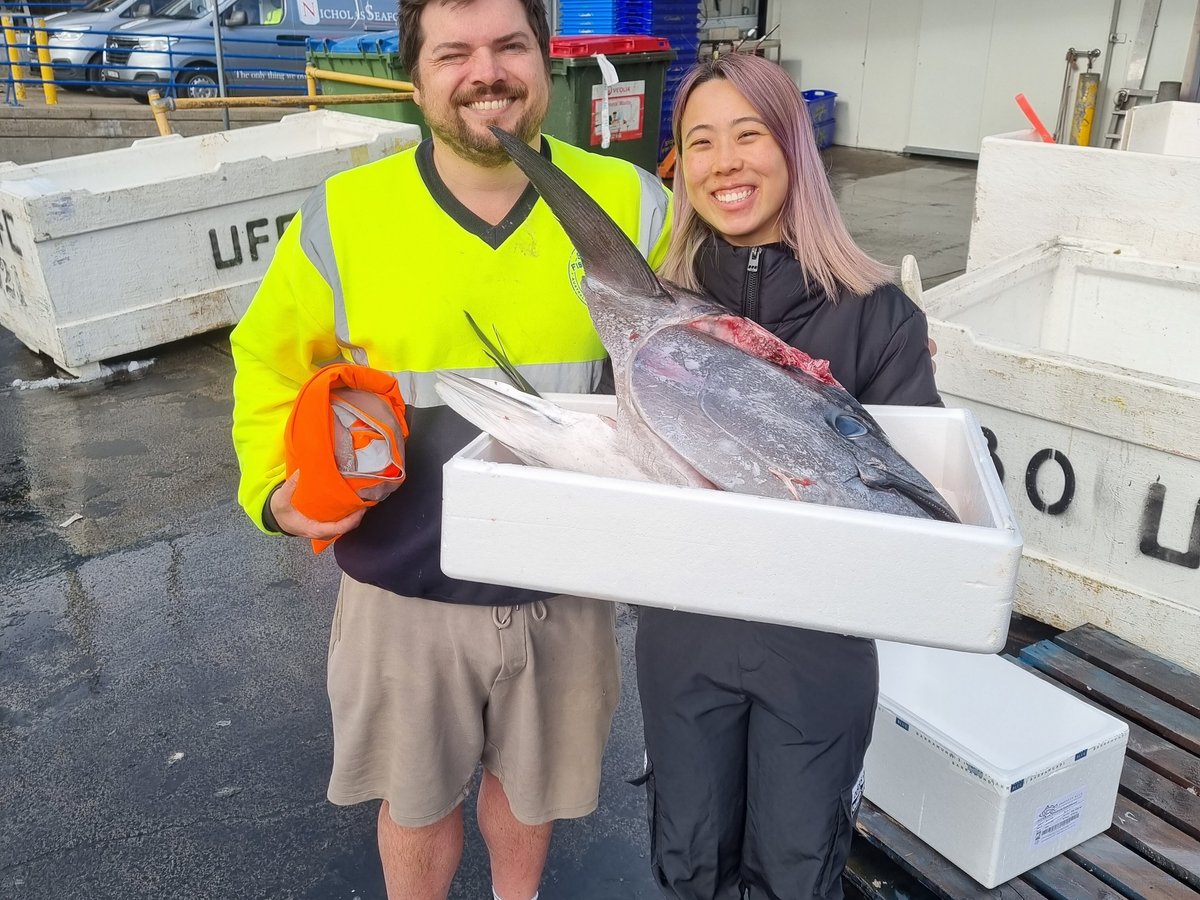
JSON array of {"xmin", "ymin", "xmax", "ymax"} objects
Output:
[{"xmin": 427, "ymin": 83, "xmax": 547, "ymax": 168}]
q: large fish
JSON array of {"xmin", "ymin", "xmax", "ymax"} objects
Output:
[{"xmin": 469, "ymin": 126, "xmax": 957, "ymax": 523}]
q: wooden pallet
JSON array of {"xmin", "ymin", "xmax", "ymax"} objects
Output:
[{"xmin": 847, "ymin": 624, "xmax": 1200, "ymax": 899}]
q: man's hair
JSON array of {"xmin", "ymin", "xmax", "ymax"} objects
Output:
[
  {"xmin": 399, "ymin": 0, "xmax": 552, "ymax": 85},
  {"xmin": 659, "ymin": 53, "xmax": 892, "ymax": 301}
]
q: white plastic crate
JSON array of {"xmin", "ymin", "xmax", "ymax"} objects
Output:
[
  {"xmin": 864, "ymin": 641, "xmax": 1128, "ymax": 888},
  {"xmin": 923, "ymin": 237, "xmax": 1200, "ymax": 671},
  {"xmin": 442, "ymin": 394, "xmax": 1022, "ymax": 652},
  {"xmin": 0, "ymin": 111, "xmax": 421, "ymax": 376}
]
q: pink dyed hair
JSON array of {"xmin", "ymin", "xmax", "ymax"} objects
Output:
[{"xmin": 659, "ymin": 53, "xmax": 892, "ymax": 301}]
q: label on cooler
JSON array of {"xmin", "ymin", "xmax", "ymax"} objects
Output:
[{"xmin": 1031, "ymin": 788, "xmax": 1085, "ymax": 848}]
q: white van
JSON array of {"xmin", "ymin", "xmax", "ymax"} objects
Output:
[
  {"xmin": 100, "ymin": 0, "xmax": 393, "ymax": 99},
  {"xmin": 35, "ymin": 0, "xmax": 173, "ymax": 89}
]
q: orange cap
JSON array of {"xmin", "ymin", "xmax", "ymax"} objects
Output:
[{"xmin": 284, "ymin": 363, "xmax": 408, "ymax": 553}]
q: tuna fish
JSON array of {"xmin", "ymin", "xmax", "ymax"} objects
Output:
[{"xmin": 460, "ymin": 126, "xmax": 958, "ymax": 523}]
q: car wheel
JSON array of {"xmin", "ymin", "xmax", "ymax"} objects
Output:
[
  {"xmin": 85, "ymin": 52, "xmax": 118, "ymax": 95},
  {"xmin": 179, "ymin": 66, "xmax": 220, "ymax": 100}
]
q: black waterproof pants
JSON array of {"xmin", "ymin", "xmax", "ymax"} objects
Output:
[{"xmin": 636, "ymin": 608, "xmax": 879, "ymax": 900}]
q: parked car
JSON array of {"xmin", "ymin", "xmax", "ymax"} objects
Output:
[
  {"xmin": 99, "ymin": 0, "xmax": 393, "ymax": 99},
  {"xmin": 40, "ymin": 0, "xmax": 174, "ymax": 89}
]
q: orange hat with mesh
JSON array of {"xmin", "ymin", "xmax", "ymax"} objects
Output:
[{"xmin": 284, "ymin": 363, "xmax": 408, "ymax": 553}]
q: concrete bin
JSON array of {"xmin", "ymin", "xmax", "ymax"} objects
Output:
[
  {"xmin": 0, "ymin": 111, "xmax": 421, "ymax": 376},
  {"xmin": 968, "ymin": 129, "xmax": 1200, "ymax": 271},
  {"xmin": 923, "ymin": 237, "xmax": 1200, "ymax": 671}
]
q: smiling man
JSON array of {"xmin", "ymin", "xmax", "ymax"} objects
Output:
[{"xmin": 228, "ymin": 0, "xmax": 672, "ymax": 898}]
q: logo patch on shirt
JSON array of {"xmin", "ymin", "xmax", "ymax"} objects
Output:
[{"xmin": 568, "ymin": 250, "xmax": 586, "ymax": 303}]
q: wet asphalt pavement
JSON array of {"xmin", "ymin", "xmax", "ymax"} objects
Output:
[{"xmin": 0, "ymin": 327, "xmax": 658, "ymax": 900}]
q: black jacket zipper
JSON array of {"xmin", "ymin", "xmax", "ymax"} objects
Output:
[{"xmin": 743, "ymin": 246, "xmax": 763, "ymax": 322}]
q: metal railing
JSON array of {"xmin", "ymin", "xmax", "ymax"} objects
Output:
[
  {"xmin": 145, "ymin": 64, "xmax": 413, "ymax": 134},
  {"xmin": 3, "ymin": 12, "xmax": 378, "ymax": 101}
]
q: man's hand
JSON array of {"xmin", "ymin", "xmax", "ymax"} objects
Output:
[
  {"xmin": 928, "ymin": 337, "xmax": 938, "ymax": 374},
  {"xmin": 270, "ymin": 470, "xmax": 366, "ymax": 540}
]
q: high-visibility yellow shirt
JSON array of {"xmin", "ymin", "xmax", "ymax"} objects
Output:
[{"xmin": 231, "ymin": 134, "xmax": 671, "ymax": 603}]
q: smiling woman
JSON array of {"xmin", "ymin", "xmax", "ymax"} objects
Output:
[{"xmin": 638, "ymin": 51, "xmax": 944, "ymax": 900}]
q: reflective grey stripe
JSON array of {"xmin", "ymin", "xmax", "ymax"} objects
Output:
[
  {"xmin": 634, "ymin": 164, "xmax": 669, "ymax": 259},
  {"xmin": 391, "ymin": 359, "xmax": 602, "ymax": 408},
  {"xmin": 298, "ymin": 185, "xmax": 370, "ymax": 366}
]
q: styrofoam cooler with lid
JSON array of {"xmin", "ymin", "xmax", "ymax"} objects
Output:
[{"xmin": 864, "ymin": 641, "xmax": 1128, "ymax": 888}]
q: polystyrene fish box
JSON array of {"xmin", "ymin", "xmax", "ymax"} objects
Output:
[
  {"xmin": 441, "ymin": 395, "xmax": 1023, "ymax": 652},
  {"xmin": 864, "ymin": 642, "xmax": 1128, "ymax": 888},
  {"xmin": 0, "ymin": 111, "xmax": 420, "ymax": 376}
]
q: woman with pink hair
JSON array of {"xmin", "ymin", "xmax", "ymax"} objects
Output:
[{"xmin": 636, "ymin": 53, "xmax": 941, "ymax": 900}]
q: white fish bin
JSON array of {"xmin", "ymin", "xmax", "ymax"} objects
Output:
[
  {"xmin": 923, "ymin": 237, "xmax": 1200, "ymax": 672},
  {"xmin": 442, "ymin": 395, "xmax": 1023, "ymax": 653},
  {"xmin": 0, "ymin": 112, "xmax": 421, "ymax": 376},
  {"xmin": 864, "ymin": 641, "xmax": 1128, "ymax": 888},
  {"xmin": 968, "ymin": 129, "xmax": 1200, "ymax": 271}
]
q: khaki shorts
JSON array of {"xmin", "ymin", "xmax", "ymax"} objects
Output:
[{"xmin": 326, "ymin": 575, "xmax": 620, "ymax": 827}]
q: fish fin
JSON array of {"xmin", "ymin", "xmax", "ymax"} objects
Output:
[
  {"xmin": 463, "ymin": 310, "xmax": 542, "ymax": 398},
  {"xmin": 490, "ymin": 127, "xmax": 668, "ymax": 301}
]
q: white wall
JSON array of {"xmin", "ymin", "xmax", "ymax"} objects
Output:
[{"xmin": 772, "ymin": 0, "xmax": 1199, "ymax": 156}]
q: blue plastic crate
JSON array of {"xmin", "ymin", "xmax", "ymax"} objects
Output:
[
  {"xmin": 802, "ymin": 89, "xmax": 837, "ymax": 124},
  {"xmin": 813, "ymin": 118, "xmax": 836, "ymax": 150}
]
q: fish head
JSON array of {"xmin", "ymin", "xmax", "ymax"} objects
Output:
[
  {"xmin": 628, "ymin": 326, "xmax": 959, "ymax": 522},
  {"xmin": 793, "ymin": 374, "xmax": 959, "ymax": 522}
]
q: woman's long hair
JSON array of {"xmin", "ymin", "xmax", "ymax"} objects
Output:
[{"xmin": 659, "ymin": 54, "xmax": 892, "ymax": 301}]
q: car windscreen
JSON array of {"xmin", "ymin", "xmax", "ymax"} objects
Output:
[
  {"xmin": 81, "ymin": 0, "xmax": 130, "ymax": 11},
  {"xmin": 150, "ymin": 0, "xmax": 213, "ymax": 19}
]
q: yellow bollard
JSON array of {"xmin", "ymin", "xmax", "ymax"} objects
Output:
[
  {"xmin": 147, "ymin": 89, "xmax": 175, "ymax": 136},
  {"xmin": 1070, "ymin": 71, "xmax": 1100, "ymax": 147},
  {"xmin": 2, "ymin": 15, "xmax": 28, "ymax": 101},
  {"xmin": 306, "ymin": 71, "xmax": 318, "ymax": 112},
  {"xmin": 34, "ymin": 19, "xmax": 57, "ymax": 105}
]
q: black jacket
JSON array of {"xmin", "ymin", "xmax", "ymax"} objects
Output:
[{"xmin": 696, "ymin": 236, "xmax": 942, "ymax": 407}]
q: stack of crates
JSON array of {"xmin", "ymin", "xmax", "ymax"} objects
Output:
[
  {"xmin": 802, "ymin": 89, "xmax": 838, "ymax": 150},
  {"xmin": 650, "ymin": 0, "xmax": 702, "ymax": 159},
  {"xmin": 559, "ymin": 0, "xmax": 652, "ymax": 35}
]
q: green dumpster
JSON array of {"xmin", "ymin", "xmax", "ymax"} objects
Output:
[
  {"xmin": 307, "ymin": 33, "xmax": 675, "ymax": 170},
  {"xmin": 306, "ymin": 35, "xmax": 427, "ymax": 133},
  {"xmin": 544, "ymin": 35, "xmax": 676, "ymax": 172}
]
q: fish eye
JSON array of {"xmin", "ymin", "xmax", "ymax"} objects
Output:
[{"xmin": 833, "ymin": 414, "xmax": 868, "ymax": 438}]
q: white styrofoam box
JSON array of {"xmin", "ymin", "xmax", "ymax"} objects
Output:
[
  {"xmin": 1124, "ymin": 101, "xmax": 1200, "ymax": 157},
  {"xmin": 864, "ymin": 641, "xmax": 1128, "ymax": 888},
  {"xmin": 442, "ymin": 394, "xmax": 1022, "ymax": 652},
  {"xmin": 922, "ymin": 237, "xmax": 1200, "ymax": 672},
  {"xmin": 968, "ymin": 129, "xmax": 1200, "ymax": 269},
  {"xmin": 0, "ymin": 111, "xmax": 421, "ymax": 375}
]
